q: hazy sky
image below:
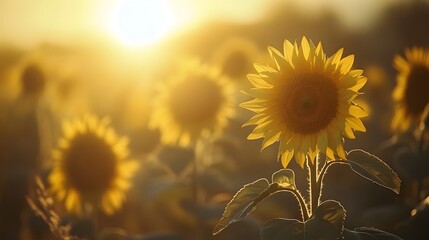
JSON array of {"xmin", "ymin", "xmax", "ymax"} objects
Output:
[{"xmin": 0, "ymin": 0, "xmax": 409, "ymax": 47}]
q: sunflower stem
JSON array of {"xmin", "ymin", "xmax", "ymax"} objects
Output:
[
  {"xmin": 317, "ymin": 159, "xmax": 347, "ymax": 206},
  {"xmin": 417, "ymin": 126, "xmax": 426, "ymax": 202},
  {"xmin": 308, "ymin": 155, "xmax": 320, "ymax": 216},
  {"xmin": 85, "ymin": 204, "xmax": 99, "ymax": 239},
  {"xmin": 291, "ymin": 189, "xmax": 310, "ymax": 221},
  {"xmin": 193, "ymin": 137, "xmax": 205, "ymax": 240}
]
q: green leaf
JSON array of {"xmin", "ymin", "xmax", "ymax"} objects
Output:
[
  {"xmin": 261, "ymin": 200, "xmax": 345, "ymax": 240},
  {"xmin": 346, "ymin": 149, "xmax": 401, "ymax": 194},
  {"xmin": 261, "ymin": 218, "xmax": 303, "ymax": 240},
  {"xmin": 312, "ymin": 200, "xmax": 346, "ymax": 234},
  {"xmin": 342, "ymin": 227, "xmax": 403, "ymax": 240},
  {"xmin": 272, "ymin": 169, "xmax": 296, "ymax": 190},
  {"xmin": 213, "ymin": 178, "xmax": 272, "ymax": 235}
]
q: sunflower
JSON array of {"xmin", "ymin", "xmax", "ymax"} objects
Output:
[
  {"xmin": 119, "ymin": 84, "xmax": 161, "ymax": 155},
  {"xmin": 49, "ymin": 115, "xmax": 139, "ymax": 215},
  {"xmin": 241, "ymin": 37, "xmax": 367, "ymax": 168},
  {"xmin": 211, "ymin": 36, "xmax": 260, "ymax": 81},
  {"xmin": 151, "ymin": 60, "xmax": 235, "ymax": 147},
  {"xmin": 392, "ymin": 47, "xmax": 429, "ymax": 131}
]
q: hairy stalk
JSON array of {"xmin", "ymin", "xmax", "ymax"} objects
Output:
[
  {"xmin": 291, "ymin": 189, "xmax": 310, "ymax": 221},
  {"xmin": 317, "ymin": 160, "xmax": 346, "ymax": 205},
  {"xmin": 309, "ymin": 158, "xmax": 318, "ymax": 215},
  {"xmin": 319, "ymin": 160, "xmax": 344, "ymax": 180},
  {"xmin": 307, "ymin": 154, "xmax": 322, "ymax": 216}
]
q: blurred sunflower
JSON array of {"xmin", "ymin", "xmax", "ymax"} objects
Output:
[
  {"xmin": 392, "ymin": 47, "xmax": 429, "ymax": 131},
  {"xmin": 151, "ymin": 60, "xmax": 235, "ymax": 147},
  {"xmin": 211, "ymin": 36, "xmax": 260, "ymax": 81},
  {"xmin": 241, "ymin": 37, "xmax": 367, "ymax": 168},
  {"xmin": 119, "ymin": 84, "xmax": 161, "ymax": 156},
  {"xmin": 49, "ymin": 115, "xmax": 139, "ymax": 215}
]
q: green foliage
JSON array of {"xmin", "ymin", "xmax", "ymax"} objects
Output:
[
  {"xmin": 345, "ymin": 149, "xmax": 401, "ymax": 194},
  {"xmin": 214, "ymin": 169, "xmax": 298, "ymax": 235},
  {"xmin": 342, "ymin": 227, "xmax": 403, "ymax": 240},
  {"xmin": 260, "ymin": 200, "xmax": 345, "ymax": 240},
  {"xmin": 213, "ymin": 150, "xmax": 403, "ymax": 239},
  {"xmin": 213, "ymin": 178, "xmax": 271, "ymax": 235},
  {"xmin": 272, "ymin": 169, "xmax": 296, "ymax": 190}
]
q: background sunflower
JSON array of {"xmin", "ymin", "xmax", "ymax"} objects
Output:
[
  {"xmin": 392, "ymin": 47, "xmax": 429, "ymax": 131},
  {"xmin": 49, "ymin": 115, "xmax": 139, "ymax": 215},
  {"xmin": 211, "ymin": 36, "xmax": 262, "ymax": 82},
  {"xmin": 150, "ymin": 59, "xmax": 235, "ymax": 147}
]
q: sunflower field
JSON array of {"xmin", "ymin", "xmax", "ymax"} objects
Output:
[{"xmin": 0, "ymin": 1, "xmax": 429, "ymax": 240}]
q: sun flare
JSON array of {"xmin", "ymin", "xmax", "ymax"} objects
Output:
[{"xmin": 109, "ymin": 0, "xmax": 175, "ymax": 47}]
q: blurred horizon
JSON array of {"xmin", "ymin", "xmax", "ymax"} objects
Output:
[{"xmin": 0, "ymin": 0, "xmax": 417, "ymax": 48}]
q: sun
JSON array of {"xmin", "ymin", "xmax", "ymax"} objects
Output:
[{"xmin": 109, "ymin": 0, "xmax": 174, "ymax": 47}]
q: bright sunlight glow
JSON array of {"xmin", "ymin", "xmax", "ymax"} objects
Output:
[{"xmin": 109, "ymin": 0, "xmax": 175, "ymax": 47}]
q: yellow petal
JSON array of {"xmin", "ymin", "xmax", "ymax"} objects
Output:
[
  {"xmin": 280, "ymin": 150, "xmax": 294, "ymax": 168},
  {"xmin": 340, "ymin": 55, "xmax": 355, "ymax": 74},
  {"xmin": 317, "ymin": 131, "xmax": 328, "ymax": 152},
  {"xmin": 242, "ymin": 114, "xmax": 270, "ymax": 127},
  {"xmin": 248, "ymin": 74, "xmax": 271, "ymax": 88},
  {"xmin": 327, "ymin": 48, "xmax": 343, "ymax": 66},
  {"xmin": 337, "ymin": 143, "xmax": 346, "ymax": 160},
  {"xmin": 254, "ymin": 63, "xmax": 277, "ymax": 73},
  {"xmin": 283, "ymin": 39, "xmax": 294, "ymax": 63},
  {"xmin": 301, "ymin": 36, "xmax": 310, "ymax": 60},
  {"xmin": 326, "ymin": 147, "xmax": 335, "ymax": 160},
  {"xmin": 308, "ymin": 149, "xmax": 318, "ymax": 164},
  {"xmin": 261, "ymin": 131, "xmax": 281, "ymax": 150},
  {"xmin": 347, "ymin": 117, "xmax": 366, "ymax": 132},
  {"xmin": 343, "ymin": 124, "xmax": 356, "ymax": 139},
  {"xmin": 349, "ymin": 105, "xmax": 368, "ymax": 118},
  {"xmin": 349, "ymin": 76, "xmax": 367, "ymax": 92},
  {"xmin": 295, "ymin": 152, "xmax": 306, "ymax": 168},
  {"xmin": 268, "ymin": 46, "xmax": 287, "ymax": 71}
]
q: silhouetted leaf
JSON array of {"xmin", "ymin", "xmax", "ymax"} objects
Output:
[
  {"xmin": 261, "ymin": 218, "xmax": 302, "ymax": 240},
  {"xmin": 261, "ymin": 200, "xmax": 345, "ymax": 240},
  {"xmin": 213, "ymin": 178, "xmax": 272, "ymax": 235},
  {"xmin": 272, "ymin": 169, "xmax": 296, "ymax": 190},
  {"xmin": 346, "ymin": 149, "xmax": 401, "ymax": 194},
  {"xmin": 343, "ymin": 227, "xmax": 403, "ymax": 240},
  {"xmin": 313, "ymin": 200, "xmax": 346, "ymax": 234}
]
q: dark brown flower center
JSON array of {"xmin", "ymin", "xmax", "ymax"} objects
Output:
[
  {"xmin": 404, "ymin": 65, "xmax": 429, "ymax": 116},
  {"xmin": 169, "ymin": 78, "xmax": 223, "ymax": 126},
  {"xmin": 64, "ymin": 133, "xmax": 117, "ymax": 194},
  {"xmin": 279, "ymin": 72, "xmax": 339, "ymax": 134},
  {"xmin": 223, "ymin": 52, "xmax": 252, "ymax": 79}
]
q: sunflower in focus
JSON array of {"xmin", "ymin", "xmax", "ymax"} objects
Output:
[
  {"xmin": 241, "ymin": 37, "xmax": 367, "ymax": 168},
  {"xmin": 392, "ymin": 47, "xmax": 429, "ymax": 131},
  {"xmin": 49, "ymin": 115, "xmax": 139, "ymax": 215},
  {"xmin": 151, "ymin": 60, "xmax": 235, "ymax": 147}
]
